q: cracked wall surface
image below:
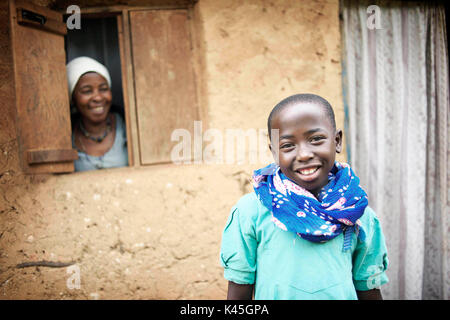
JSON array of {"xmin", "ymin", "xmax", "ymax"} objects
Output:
[{"xmin": 0, "ymin": 0, "xmax": 344, "ymax": 299}]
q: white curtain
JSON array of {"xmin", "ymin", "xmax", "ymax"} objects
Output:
[{"xmin": 341, "ymin": 0, "xmax": 449, "ymax": 299}]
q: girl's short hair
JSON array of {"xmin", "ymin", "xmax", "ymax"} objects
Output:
[{"xmin": 267, "ymin": 93, "xmax": 336, "ymax": 140}]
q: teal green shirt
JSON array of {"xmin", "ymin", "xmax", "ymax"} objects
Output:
[{"xmin": 220, "ymin": 193, "xmax": 389, "ymax": 300}]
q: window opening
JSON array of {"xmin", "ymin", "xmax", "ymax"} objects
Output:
[{"xmin": 64, "ymin": 15, "xmax": 128, "ymax": 171}]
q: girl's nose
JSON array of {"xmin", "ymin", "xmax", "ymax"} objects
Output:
[{"xmin": 296, "ymin": 145, "xmax": 313, "ymax": 161}]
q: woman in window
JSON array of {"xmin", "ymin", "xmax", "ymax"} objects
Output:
[{"xmin": 67, "ymin": 56, "xmax": 128, "ymax": 172}]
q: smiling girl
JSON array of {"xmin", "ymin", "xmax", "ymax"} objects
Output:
[{"xmin": 220, "ymin": 94, "xmax": 389, "ymax": 300}]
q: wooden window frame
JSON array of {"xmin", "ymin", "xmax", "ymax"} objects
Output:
[
  {"xmin": 9, "ymin": 0, "xmax": 203, "ymax": 174},
  {"xmin": 9, "ymin": 0, "xmax": 78, "ymax": 174},
  {"xmin": 69, "ymin": 3, "xmax": 202, "ymax": 168}
]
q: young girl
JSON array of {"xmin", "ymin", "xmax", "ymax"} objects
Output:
[{"xmin": 220, "ymin": 94, "xmax": 389, "ymax": 300}]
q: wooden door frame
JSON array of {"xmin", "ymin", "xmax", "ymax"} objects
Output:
[{"xmin": 117, "ymin": 11, "xmax": 137, "ymax": 167}]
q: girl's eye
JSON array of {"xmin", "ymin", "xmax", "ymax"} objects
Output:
[
  {"xmin": 280, "ymin": 143, "xmax": 294, "ymax": 149},
  {"xmin": 310, "ymin": 136, "xmax": 325, "ymax": 143}
]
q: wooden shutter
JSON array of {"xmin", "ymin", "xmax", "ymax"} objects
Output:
[
  {"xmin": 9, "ymin": 0, "xmax": 77, "ymax": 174},
  {"xmin": 129, "ymin": 9, "xmax": 198, "ymax": 165}
]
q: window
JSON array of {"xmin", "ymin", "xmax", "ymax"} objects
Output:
[
  {"xmin": 10, "ymin": 0, "xmax": 77, "ymax": 174},
  {"xmin": 128, "ymin": 9, "xmax": 199, "ymax": 165},
  {"xmin": 65, "ymin": 16, "xmax": 125, "ymax": 120},
  {"xmin": 9, "ymin": 0, "xmax": 200, "ymax": 173},
  {"xmin": 65, "ymin": 15, "xmax": 129, "ymax": 170}
]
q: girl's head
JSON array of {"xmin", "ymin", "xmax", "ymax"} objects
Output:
[
  {"xmin": 66, "ymin": 57, "xmax": 112, "ymax": 123},
  {"xmin": 268, "ymin": 94, "xmax": 342, "ymax": 196}
]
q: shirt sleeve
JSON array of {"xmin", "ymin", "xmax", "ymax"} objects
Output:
[
  {"xmin": 220, "ymin": 201, "xmax": 258, "ymax": 285},
  {"xmin": 352, "ymin": 207, "xmax": 389, "ymax": 291}
]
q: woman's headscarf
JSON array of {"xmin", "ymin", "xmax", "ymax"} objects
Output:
[{"xmin": 66, "ymin": 56, "xmax": 111, "ymax": 98}]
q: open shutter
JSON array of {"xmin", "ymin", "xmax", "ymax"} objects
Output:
[
  {"xmin": 129, "ymin": 9, "xmax": 198, "ymax": 165},
  {"xmin": 9, "ymin": 0, "xmax": 77, "ymax": 174}
]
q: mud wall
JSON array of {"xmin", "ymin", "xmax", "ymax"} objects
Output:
[{"xmin": 0, "ymin": 0, "xmax": 344, "ymax": 299}]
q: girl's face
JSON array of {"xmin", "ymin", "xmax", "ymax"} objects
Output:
[
  {"xmin": 269, "ymin": 102, "xmax": 342, "ymax": 197},
  {"xmin": 72, "ymin": 72, "xmax": 112, "ymax": 124}
]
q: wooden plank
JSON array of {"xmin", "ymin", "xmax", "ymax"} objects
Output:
[
  {"xmin": 16, "ymin": 6, "xmax": 67, "ymax": 35},
  {"xmin": 129, "ymin": 9, "xmax": 199, "ymax": 164},
  {"xmin": 77, "ymin": 5, "xmax": 193, "ymax": 15},
  {"xmin": 27, "ymin": 149, "xmax": 78, "ymax": 164},
  {"xmin": 15, "ymin": 0, "xmax": 60, "ymax": 20},
  {"xmin": 51, "ymin": 1, "xmax": 198, "ymax": 14},
  {"xmin": 9, "ymin": 0, "xmax": 75, "ymax": 174},
  {"xmin": 188, "ymin": 6, "xmax": 208, "ymax": 132},
  {"xmin": 117, "ymin": 11, "xmax": 138, "ymax": 167}
]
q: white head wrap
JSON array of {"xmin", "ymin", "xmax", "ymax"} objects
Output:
[{"xmin": 66, "ymin": 56, "xmax": 112, "ymax": 98}]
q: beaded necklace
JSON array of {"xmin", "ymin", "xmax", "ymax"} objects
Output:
[{"xmin": 79, "ymin": 115, "xmax": 111, "ymax": 143}]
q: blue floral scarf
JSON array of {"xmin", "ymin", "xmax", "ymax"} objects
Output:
[{"xmin": 252, "ymin": 162, "xmax": 368, "ymax": 251}]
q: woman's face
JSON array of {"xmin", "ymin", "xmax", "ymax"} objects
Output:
[{"xmin": 72, "ymin": 72, "xmax": 112, "ymax": 124}]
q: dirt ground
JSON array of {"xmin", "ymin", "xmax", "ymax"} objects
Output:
[{"xmin": 0, "ymin": 164, "xmax": 256, "ymax": 299}]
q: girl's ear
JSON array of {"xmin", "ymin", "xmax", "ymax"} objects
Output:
[{"xmin": 335, "ymin": 129, "xmax": 343, "ymax": 153}]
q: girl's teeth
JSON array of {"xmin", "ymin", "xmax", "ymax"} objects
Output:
[{"xmin": 300, "ymin": 167, "xmax": 318, "ymax": 175}]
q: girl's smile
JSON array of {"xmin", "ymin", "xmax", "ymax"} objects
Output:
[
  {"xmin": 295, "ymin": 165, "xmax": 322, "ymax": 182},
  {"xmin": 269, "ymin": 102, "xmax": 342, "ymax": 197}
]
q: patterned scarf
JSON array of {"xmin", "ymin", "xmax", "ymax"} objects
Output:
[{"xmin": 252, "ymin": 162, "xmax": 368, "ymax": 251}]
